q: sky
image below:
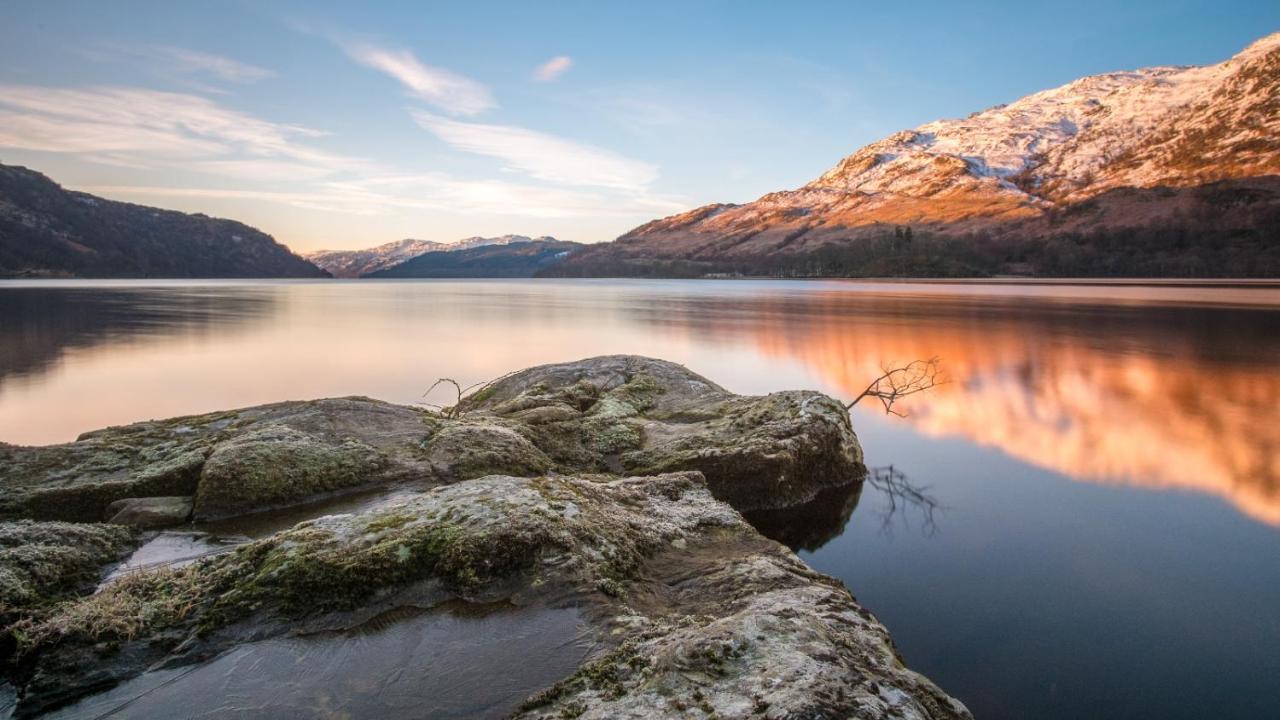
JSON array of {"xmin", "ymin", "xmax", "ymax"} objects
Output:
[{"xmin": 0, "ymin": 1, "xmax": 1275, "ymax": 252}]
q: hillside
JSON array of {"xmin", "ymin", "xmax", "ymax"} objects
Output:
[
  {"xmin": 306, "ymin": 235, "xmax": 550, "ymax": 278},
  {"xmin": 547, "ymin": 33, "xmax": 1280, "ymax": 278},
  {"xmin": 367, "ymin": 239, "xmax": 582, "ymax": 278},
  {"xmin": 0, "ymin": 163, "xmax": 327, "ymax": 279}
]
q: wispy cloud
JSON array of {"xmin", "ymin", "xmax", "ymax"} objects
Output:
[
  {"xmin": 0, "ymin": 81, "xmax": 684, "ymax": 224},
  {"xmin": 533, "ymin": 56, "xmax": 573, "ymax": 82},
  {"xmin": 344, "ymin": 44, "xmax": 495, "ymax": 116},
  {"xmin": 412, "ymin": 111, "xmax": 658, "ymax": 190},
  {"xmin": 86, "ymin": 43, "xmax": 275, "ymax": 86},
  {"xmin": 144, "ymin": 46, "xmax": 275, "ymax": 83},
  {"xmin": 0, "ymin": 84, "xmax": 371, "ymax": 180},
  {"xmin": 83, "ymin": 174, "xmax": 685, "ymax": 220}
]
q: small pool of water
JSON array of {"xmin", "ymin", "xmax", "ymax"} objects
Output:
[
  {"xmin": 101, "ymin": 531, "xmax": 247, "ymax": 585},
  {"xmin": 48, "ymin": 604, "xmax": 592, "ymax": 719}
]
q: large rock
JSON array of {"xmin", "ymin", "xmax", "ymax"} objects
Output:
[
  {"xmin": 8, "ymin": 473, "xmax": 967, "ymax": 719},
  {"xmin": 0, "ymin": 398, "xmax": 432, "ymax": 523},
  {"xmin": 1, "ymin": 357, "xmax": 864, "ymax": 521},
  {"xmin": 458, "ymin": 356, "xmax": 867, "ymax": 509},
  {"xmin": 0, "ymin": 358, "xmax": 966, "ymax": 718},
  {"xmin": 194, "ymin": 424, "xmax": 388, "ymax": 520}
]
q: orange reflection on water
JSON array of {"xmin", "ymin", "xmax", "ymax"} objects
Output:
[{"xmin": 744, "ymin": 294, "xmax": 1280, "ymax": 526}]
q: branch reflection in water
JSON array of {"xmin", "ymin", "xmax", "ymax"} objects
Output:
[{"xmin": 743, "ymin": 465, "xmax": 941, "ymax": 551}]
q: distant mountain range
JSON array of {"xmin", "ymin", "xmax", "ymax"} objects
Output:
[
  {"xmin": 4, "ymin": 32, "xmax": 1276, "ymax": 280},
  {"xmin": 548, "ymin": 32, "xmax": 1280, "ymax": 278},
  {"xmin": 306, "ymin": 235, "xmax": 557, "ymax": 278},
  {"xmin": 0, "ymin": 163, "xmax": 327, "ymax": 279},
  {"xmin": 366, "ymin": 239, "xmax": 582, "ymax": 278}
]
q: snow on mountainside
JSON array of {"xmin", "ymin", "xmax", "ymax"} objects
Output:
[
  {"xmin": 306, "ymin": 235, "xmax": 554, "ymax": 277},
  {"xmin": 602, "ymin": 32, "xmax": 1280, "ymax": 257},
  {"xmin": 810, "ymin": 31, "xmax": 1279, "ymax": 201}
]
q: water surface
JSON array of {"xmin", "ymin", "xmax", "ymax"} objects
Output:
[
  {"xmin": 48, "ymin": 604, "xmax": 589, "ymax": 720},
  {"xmin": 2, "ymin": 278, "xmax": 1278, "ymax": 719}
]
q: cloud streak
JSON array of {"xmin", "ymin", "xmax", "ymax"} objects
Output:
[
  {"xmin": 344, "ymin": 44, "xmax": 495, "ymax": 116},
  {"xmin": 143, "ymin": 46, "xmax": 275, "ymax": 83},
  {"xmin": 85, "ymin": 44, "xmax": 275, "ymax": 89},
  {"xmin": 412, "ymin": 111, "xmax": 658, "ymax": 190},
  {"xmin": 533, "ymin": 56, "xmax": 573, "ymax": 82},
  {"xmin": 0, "ymin": 84, "xmax": 370, "ymax": 179},
  {"xmin": 83, "ymin": 174, "xmax": 685, "ymax": 220}
]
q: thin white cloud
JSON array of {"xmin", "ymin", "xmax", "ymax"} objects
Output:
[
  {"xmin": 87, "ymin": 43, "xmax": 275, "ymax": 85},
  {"xmin": 412, "ymin": 111, "xmax": 658, "ymax": 190},
  {"xmin": 84, "ymin": 174, "xmax": 686, "ymax": 220},
  {"xmin": 0, "ymin": 84, "xmax": 372, "ymax": 179},
  {"xmin": 344, "ymin": 44, "xmax": 494, "ymax": 116},
  {"xmin": 147, "ymin": 46, "xmax": 275, "ymax": 83},
  {"xmin": 533, "ymin": 56, "xmax": 573, "ymax": 82}
]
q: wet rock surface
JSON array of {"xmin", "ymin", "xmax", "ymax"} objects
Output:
[{"xmin": 0, "ymin": 357, "xmax": 965, "ymax": 719}]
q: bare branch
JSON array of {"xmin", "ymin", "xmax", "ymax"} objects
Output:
[
  {"xmin": 846, "ymin": 357, "xmax": 947, "ymax": 416},
  {"xmin": 422, "ymin": 378, "xmax": 467, "ymax": 418},
  {"xmin": 422, "ymin": 369, "xmax": 520, "ymax": 418}
]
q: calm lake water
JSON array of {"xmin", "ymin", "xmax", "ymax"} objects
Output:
[{"xmin": 2, "ymin": 278, "xmax": 1278, "ymax": 719}]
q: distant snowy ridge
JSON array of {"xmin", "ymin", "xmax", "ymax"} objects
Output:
[{"xmin": 306, "ymin": 235, "xmax": 555, "ymax": 277}]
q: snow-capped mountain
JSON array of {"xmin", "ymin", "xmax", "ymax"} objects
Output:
[
  {"xmin": 560, "ymin": 32, "xmax": 1278, "ymax": 270},
  {"xmin": 306, "ymin": 235, "xmax": 554, "ymax": 277},
  {"xmin": 807, "ymin": 31, "xmax": 1278, "ymax": 205}
]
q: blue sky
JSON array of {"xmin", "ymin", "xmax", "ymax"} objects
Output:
[{"xmin": 0, "ymin": 1, "xmax": 1275, "ymax": 251}]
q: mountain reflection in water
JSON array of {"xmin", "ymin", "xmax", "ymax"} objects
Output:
[
  {"xmin": 631, "ymin": 290, "xmax": 1280, "ymax": 527},
  {"xmin": 2, "ymin": 279, "xmax": 1278, "ymax": 720},
  {"xmin": 1, "ymin": 280, "xmax": 1276, "ymax": 527},
  {"xmin": 0, "ymin": 284, "xmax": 273, "ymax": 386}
]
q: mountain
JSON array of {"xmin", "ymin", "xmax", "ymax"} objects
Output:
[
  {"xmin": 306, "ymin": 235, "xmax": 554, "ymax": 278},
  {"xmin": 548, "ymin": 33, "xmax": 1280, "ymax": 278},
  {"xmin": 367, "ymin": 239, "xmax": 582, "ymax": 278},
  {"xmin": 0, "ymin": 163, "xmax": 327, "ymax": 279}
]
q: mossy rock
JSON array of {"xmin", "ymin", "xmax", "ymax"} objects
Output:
[
  {"xmin": 0, "ymin": 398, "xmax": 434, "ymax": 524},
  {"xmin": 7, "ymin": 472, "xmax": 728, "ymax": 715},
  {"xmin": 0, "ymin": 521, "xmax": 137, "ymax": 631},
  {"xmin": 458, "ymin": 356, "xmax": 866, "ymax": 510},
  {"xmin": 423, "ymin": 423, "xmax": 553, "ymax": 480},
  {"xmin": 194, "ymin": 424, "xmax": 389, "ymax": 521}
]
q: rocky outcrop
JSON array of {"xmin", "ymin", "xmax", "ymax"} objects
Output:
[
  {"xmin": 0, "ymin": 356, "xmax": 963, "ymax": 718},
  {"xmin": 0, "ymin": 356, "xmax": 864, "ymax": 523},
  {"xmin": 457, "ymin": 355, "xmax": 866, "ymax": 509},
  {"xmin": 8, "ymin": 473, "xmax": 966, "ymax": 719}
]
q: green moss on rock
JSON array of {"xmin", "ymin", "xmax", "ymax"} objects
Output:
[
  {"xmin": 0, "ymin": 521, "xmax": 137, "ymax": 628},
  {"xmin": 424, "ymin": 423, "xmax": 553, "ymax": 480},
  {"xmin": 194, "ymin": 424, "xmax": 388, "ymax": 521}
]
